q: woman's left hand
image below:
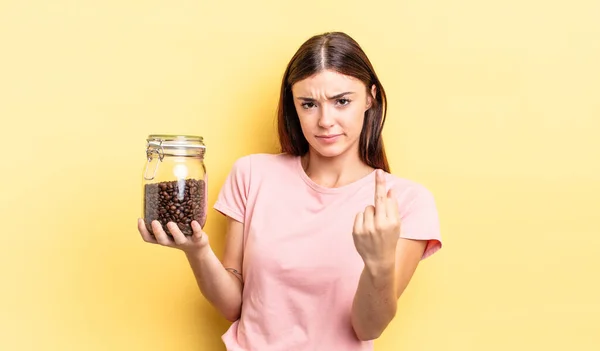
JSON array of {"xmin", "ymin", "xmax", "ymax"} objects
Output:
[{"xmin": 352, "ymin": 169, "xmax": 401, "ymax": 269}]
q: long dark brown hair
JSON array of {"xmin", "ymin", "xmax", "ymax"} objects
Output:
[{"xmin": 276, "ymin": 31, "xmax": 390, "ymax": 172}]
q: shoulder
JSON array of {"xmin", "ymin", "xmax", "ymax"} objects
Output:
[
  {"xmin": 229, "ymin": 152, "xmax": 298, "ymax": 175},
  {"xmin": 383, "ymin": 172, "xmax": 437, "ymax": 212},
  {"xmin": 384, "ymin": 172, "xmax": 442, "ymax": 258}
]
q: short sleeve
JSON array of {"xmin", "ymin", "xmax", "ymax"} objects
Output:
[
  {"xmin": 398, "ymin": 185, "xmax": 442, "ymax": 260},
  {"xmin": 213, "ymin": 155, "xmax": 252, "ymax": 223}
]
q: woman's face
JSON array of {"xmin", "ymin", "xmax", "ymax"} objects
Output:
[{"xmin": 291, "ymin": 69, "xmax": 375, "ymax": 159}]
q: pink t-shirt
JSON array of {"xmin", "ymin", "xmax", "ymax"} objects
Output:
[{"xmin": 213, "ymin": 153, "xmax": 442, "ymax": 351}]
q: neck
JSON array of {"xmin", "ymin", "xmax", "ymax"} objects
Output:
[{"xmin": 301, "ymin": 147, "xmax": 374, "ymax": 188}]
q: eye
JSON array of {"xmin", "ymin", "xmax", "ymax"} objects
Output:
[
  {"xmin": 336, "ymin": 98, "xmax": 351, "ymax": 106},
  {"xmin": 301, "ymin": 102, "xmax": 316, "ymax": 109}
]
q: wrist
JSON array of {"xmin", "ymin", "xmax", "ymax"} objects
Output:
[
  {"xmin": 184, "ymin": 244, "xmax": 212, "ymax": 262},
  {"xmin": 363, "ymin": 258, "xmax": 395, "ymax": 283}
]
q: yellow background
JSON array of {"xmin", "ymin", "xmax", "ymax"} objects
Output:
[{"xmin": 1, "ymin": 0, "xmax": 598, "ymax": 350}]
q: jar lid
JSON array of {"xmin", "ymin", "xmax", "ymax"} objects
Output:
[
  {"xmin": 147, "ymin": 134, "xmax": 205, "ymax": 147},
  {"xmin": 146, "ymin": 134, "xmax": 206, "ymax": 158}
]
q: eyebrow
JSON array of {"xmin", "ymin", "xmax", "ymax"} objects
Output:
[{"xmin": 296, "ymin": 92, "xmax": 354, "ymax": 101}]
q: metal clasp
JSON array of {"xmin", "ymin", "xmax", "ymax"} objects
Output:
[{"xmin": 144, "ymin": 139, "xmax": 165, "ymax": 180}]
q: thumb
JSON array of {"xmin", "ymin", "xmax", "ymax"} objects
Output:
[{"xmin": 191, "ymin": 220, "xmax": 206, "ymax": 239}]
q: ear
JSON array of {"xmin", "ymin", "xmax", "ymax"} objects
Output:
[{"xmin": 366, "ymin": 84, "xmax": 377, "ymax": 110}]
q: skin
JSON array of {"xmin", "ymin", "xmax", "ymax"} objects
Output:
[
  {"xmin": 137, "ymin": 68, "xmax": 427, "ymax": 340},
  {"xmin": 292, "ymin": 69, "xmax": 427, "ymax": 340},
  {"xmin": 292, "ymin": 69, "xmax": 376, "ymax": 186}
]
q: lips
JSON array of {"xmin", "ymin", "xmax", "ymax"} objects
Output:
[
  {"xmin": 316, "ymin": 134, "xmax": 342, "ymax": 139},
  {"xmin": 315, "ymin": 134, "xmax": 342, "ymax": 144}
]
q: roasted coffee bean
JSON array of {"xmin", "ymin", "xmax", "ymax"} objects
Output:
[{"xmin": 144, "ymin": 178, "xmax": 207, "ymax": 236}]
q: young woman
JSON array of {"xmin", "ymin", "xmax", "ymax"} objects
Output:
[{"xmin": 138, "ymin": 31, "xmax": 442, "ymax": 351}]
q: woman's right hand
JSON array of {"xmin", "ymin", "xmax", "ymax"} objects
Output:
[{"xmin": 137, "ymin": 218, "xmax": 210, "ymax": 255}]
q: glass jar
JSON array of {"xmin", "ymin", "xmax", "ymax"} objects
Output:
[{"xmin": 142, "ymin": 134, "xmax": 207, "ymax": 237}]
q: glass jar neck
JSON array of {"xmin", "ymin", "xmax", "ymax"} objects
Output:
[{"xmin": 146, "ymin": 134, "xmax": 206, "ymax": 159}]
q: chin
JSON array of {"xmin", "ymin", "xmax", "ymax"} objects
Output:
[
  {"xmin": 310, "ymin": 144, "xmax": 350, "ymax": 159},
  {"xmin": 307, "ymin": 135, "xmax": 360, "ymax": 159}
]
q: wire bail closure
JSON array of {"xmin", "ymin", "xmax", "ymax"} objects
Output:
[{"xmin": 144, "ymin": 139, "xmax": 165, "ymax": 180}]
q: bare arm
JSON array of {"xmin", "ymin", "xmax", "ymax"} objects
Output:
[
  {"xmin": 351, "ymin": 238, "xmax": 426, "ymax": 340},
  {"xmin": 351, "ymin": 170, "xmax": 428, "ymax": 340},
  {"xmin": 184, "ymin": 218, "xmax": 244, "ymax": 321},
  {"xmin": 138, "ymin": 218, "xmax": 244, "ymax": 322}
]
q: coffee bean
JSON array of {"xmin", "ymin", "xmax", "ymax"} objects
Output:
[{"xmin": 144, "ymin": 178, "xmax": 206, "ymax": 237}]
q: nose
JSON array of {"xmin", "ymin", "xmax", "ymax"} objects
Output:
[{"xmin": 317, "ymin": 105, "xmax": 335, "ymax": 128}]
